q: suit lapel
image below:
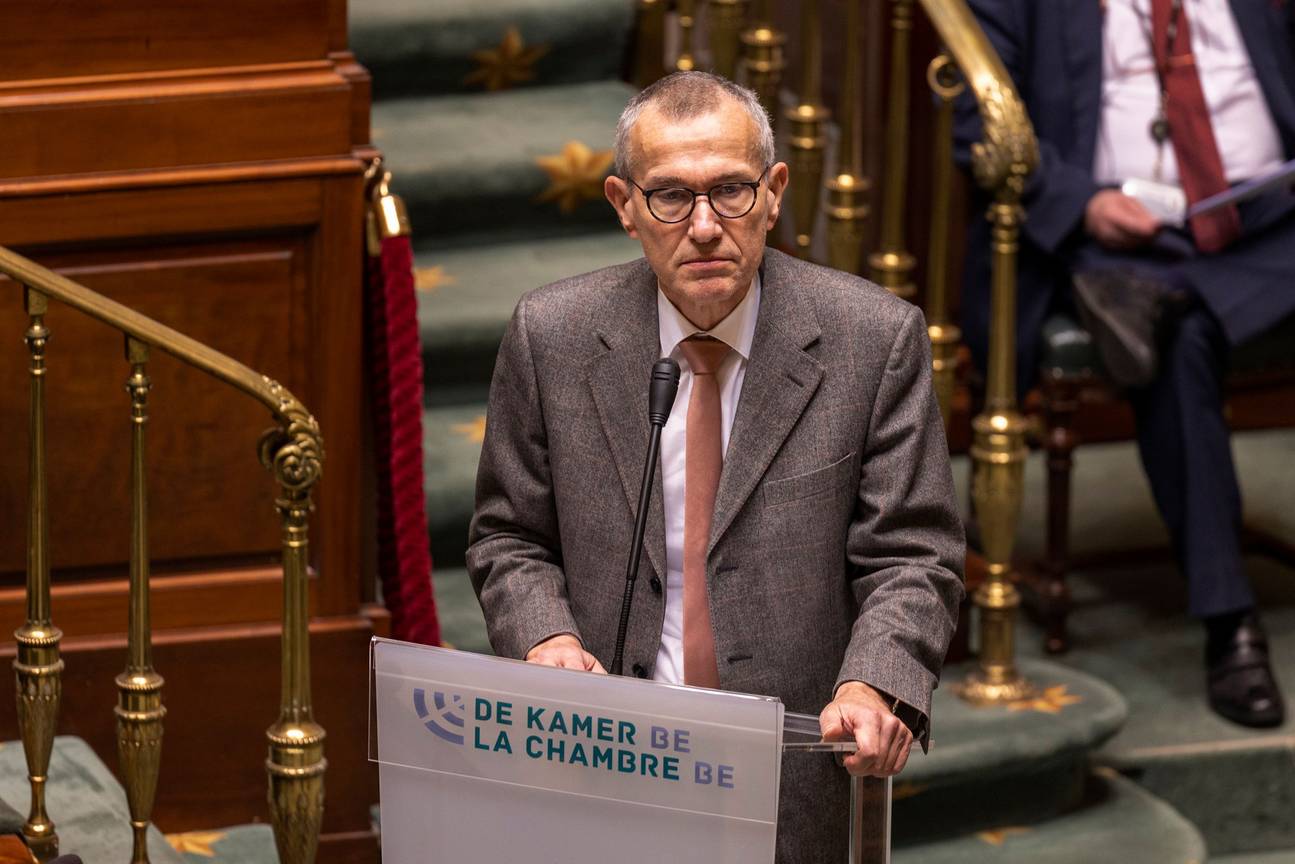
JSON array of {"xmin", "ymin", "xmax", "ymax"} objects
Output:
[
  {"xmin": 586, "ymin": 260, "xmax": 668, "ymax": 580},
  {"xmin": 1229, "ymin": 0, "xmax": 1295, "ymax": 149},
  {"xmin": 708, "ymin": 253, "xmax": 823, "ymax": 554},
  {"xmin": 1065, "ymin": 0, "xmax": 1105, "ymax": 170}
]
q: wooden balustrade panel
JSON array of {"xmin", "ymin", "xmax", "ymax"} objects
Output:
[
  {"xmin": 0, "ymin": 4, "xmax": 376, "ymax": 860},
  {"xmin": 0, "ymin": 242, "xmax": 303, "ymax": 575},
  {"xmin": 0, "ymin": 0, "xmax": 342, "ymax": 82}
]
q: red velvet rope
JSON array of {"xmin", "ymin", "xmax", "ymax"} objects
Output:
[{"xmin": 365, "ymin": 232, "xmax": 441, "ymax": 645}]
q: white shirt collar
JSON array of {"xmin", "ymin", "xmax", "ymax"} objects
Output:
[{"xmin": 656, "ymin": 272, "xmax": 761, "ymax": 362}]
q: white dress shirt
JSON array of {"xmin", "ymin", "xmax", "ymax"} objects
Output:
[
  {"xmin": 1094, "ymin": 0, "xmax": 1284, "ymax": 186},
  {"xmin": 652, "ymin": 275, "xmax": 761, "ymax": 684}
]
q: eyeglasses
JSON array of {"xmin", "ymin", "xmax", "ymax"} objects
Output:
[{"xmin": 628, "ymin": 167, "xmax": 770, "ymax": 224}]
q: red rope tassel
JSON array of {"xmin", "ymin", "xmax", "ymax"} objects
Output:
[{"xmin": 365, "ymin": 171, "xmax": 440, "ymax": 646}]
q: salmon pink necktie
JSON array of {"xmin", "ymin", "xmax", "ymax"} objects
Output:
[{"xmin": 678, "ymin": 335, "xmax": 730, "ymax": 689}]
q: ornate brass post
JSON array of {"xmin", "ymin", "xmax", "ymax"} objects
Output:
[
  {"xmin": 677, "ymin": 0, "xmax": 697, "ymax": 71},
  {"xmin": 785, "ymin": 0, "xmax": 830, "ymax": 258},
  {"xmin": 115, "ymin": 337, "xmax": 164, "ymax": 864},
  {"xmin": 824, "ymin": 0, "xmax": 869, "ymax": 274},
  {"xmin": 925, "ymin": 53, "xmax": 965, "ymax": 427},
  {"xmin": 260, "ymin": 384, "xmax": 326, "ymax": 864},
  {"xmin": 633, "ymin": 0, "xmax": 668, "ymax": 87},
  {"xmin": 707, "ymin": 0, "xmax": 749, "ymax": 80},
  {"xmin": 958, "ymin": 91, "xmax": 1039, "ymax": 706},
  {"xmin": 15, "ymin": 287, "xmax": 62, "ymax": 862},
  {"xmin": 867, "ymin": 0, "xmax": 917, "ymax": 299},
  {"xmin": 739, "ymin": 0, "xmax": 785, "ymax": 117}
]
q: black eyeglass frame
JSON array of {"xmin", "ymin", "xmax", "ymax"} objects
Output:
[{"xmin": 627, "ymin": 165, "xmax": 772, "ymax": 224}]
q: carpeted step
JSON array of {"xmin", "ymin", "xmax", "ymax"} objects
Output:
[
  {"xmin": 0, "ymin": 736, "xmax": 184, "ymax": 863},
  {"xmin": 416, "ymin": 229, "xmax": 643, "ymax": 398},
  {"xmin": 893, "ymin": 658, "xmax": 1127, "ymax": 844},
  {"xmin": 1214, "ymin": 851, "xmax": 1295, "ymax": 864},
  {"xmin": 964, "ymin": 428, "xmax": 1295, "ymax": 856},
  {"xmin": 166, "ymin": 824, "xmax": 279, "ymax": 863},
  {"xmin": 351, "ymin": 0, "xmax": 635, "ymax": 99},
  {"xmin": 892, "ymin": 770, "xmax": 1205, "ymax": 864},
  {"xmin": 424, "ymin": 402, "xmax": 488, "ymax": 566},
  {"xmin": 375, "ymin": 80, "xmax": 635, "ymax": 241},
  {"xmin": 1010, "ymin": 511, "xmax": 1295, "ymax": 855}
]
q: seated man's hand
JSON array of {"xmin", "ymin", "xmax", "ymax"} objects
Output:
[
  {"xmin": 1084, "ymin": 189, "xmax": 1160, "ymax": 250},
  {"xmin": 525, "ymin": 634, "xmax": 607, "ymax": 673},
  {"xmin": 819, "ymin": 681, "xmax": 913, "ymax": 777}
]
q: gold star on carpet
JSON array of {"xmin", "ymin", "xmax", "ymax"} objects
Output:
[
  {"xmin": 892, "ymin": 781, "xmax": 928, "ymax": 800},
  {"xmin": 1007, "ymin": 684, "xmax": 1083, "ymax": 714},
  {"xmin": 976, "ymin": 826, "xmax": 1029, "ymax": 846},
  {"xmin": 453, "ymin": 415, "xmax": 487, "ymax": 444},
  {"xmin": 535, "ymin": 140, "xmax": 615, "ymax": 213},
  {"xmin": 166, "ymin": 831, "xmax": 227, "ymax": 856},
  {"xmin": 415, "ymin": 265, "xmax": 457, "ymax": 293},
  {"xmin": 464, "ymin": 27, "xmax": 549, "ymax": 92}
]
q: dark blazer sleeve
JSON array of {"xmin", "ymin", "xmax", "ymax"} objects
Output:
[
  {"xmin": 466, "ymin": 296, "xmax": 582, "ymax": 660},
  {"xmin": 956, "ymin": 0, "xmax": 1101, "ymax": 255},
  {"xmin": 835, "ymin": 305, "xmax": 966, "ymax": 746}
]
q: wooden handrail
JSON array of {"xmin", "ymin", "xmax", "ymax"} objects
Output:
[
  {"xmin": 2, "ymin": 243, "xmax": 326, "ymax": 864},
  {"xmin": 0, "ymin": 245, "xmax": 310, "ymax": 428}
]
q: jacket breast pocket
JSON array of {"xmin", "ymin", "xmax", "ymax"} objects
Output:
[{"xmin": 762, "ymin": 452, "xmax": 856, "ymax": 508}]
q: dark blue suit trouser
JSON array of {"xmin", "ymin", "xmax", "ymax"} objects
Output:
[{"xmin": 1127, "ymin": 306, "xmax": 1253, "ymax": 619}]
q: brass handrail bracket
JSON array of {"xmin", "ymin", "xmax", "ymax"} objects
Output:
[
  {"xmin": 259, "ymin": 384, "xmax": 327, "ymax": 864},
  {"xmin": 914, "ymin": 0, "xmax": 1039, "ymax": 705}
]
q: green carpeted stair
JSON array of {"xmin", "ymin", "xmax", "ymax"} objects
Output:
[
  {"xmin": 351, "ymin": 0, "xmax": 634, "ymax": 99},
  {"xmin": 0, "ymin": 737, "xmax": 277, "ymax": 864},
  {"xmin": 353, "ymin": 0, "xmax": 640, "ymax": 574},
  {"xmin": 373, "ymin": 80, "xmax": 635, "ymax": 240}
]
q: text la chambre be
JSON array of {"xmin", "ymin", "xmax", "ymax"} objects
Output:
[{"xmin": 473, "ymin": 698, "xmax": 736, "ymax": 788}]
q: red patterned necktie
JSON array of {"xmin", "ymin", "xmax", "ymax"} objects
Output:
[
  {"xmin": 678, "ymin": 335, "xmax": 731, "ymax": 689},
  {"xmin": 1150, "ymin": 0, "xmax": 1242, "ymax": 252}
]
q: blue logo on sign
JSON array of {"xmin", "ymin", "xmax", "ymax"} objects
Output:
[{"xmin": 413, "ymin": 688, "xmax": 465, "ymax": 745}]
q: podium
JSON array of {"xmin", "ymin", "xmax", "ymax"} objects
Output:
[{"xmin": 370, "ymin": 638, "xmax": 890, "ymax": 863}]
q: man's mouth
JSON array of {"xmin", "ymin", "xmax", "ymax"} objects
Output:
[{"xmin": 681, "ymin": 258, "xmax": 730, "ymax": 269}]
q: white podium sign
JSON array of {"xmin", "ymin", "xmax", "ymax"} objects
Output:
[{"xmin": 370, "ymin": 638, "xmax": 785, "ymax": 863}]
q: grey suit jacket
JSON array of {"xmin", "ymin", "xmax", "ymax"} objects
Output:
[{"xmin": 468, "ymin": 248, "xmax": 964, "ymax": 862}]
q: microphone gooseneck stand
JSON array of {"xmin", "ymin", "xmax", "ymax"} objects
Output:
[{"xmin": 610, "ymin": 357, "xmax": 680, "ymax": 677}]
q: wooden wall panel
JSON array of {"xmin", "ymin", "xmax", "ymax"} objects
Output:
[
  {"xmin": 0, "ymin": 242, "xmax": 309, "ymax": 574},
  {"xmin": 0, "ymin": 3, "xmax": 381, "ymax": 856},
  {"xmin": 0, "ymin": 1, "xmax": 331, "ymax": 81},
  {"xmin": 0, "ymin": 69, "xmax": 353, "ymax": 179}
]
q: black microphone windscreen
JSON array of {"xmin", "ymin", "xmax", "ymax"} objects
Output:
[{"xmin": 648, "ymin": 358, "xmax": 681, "ymax": 427}]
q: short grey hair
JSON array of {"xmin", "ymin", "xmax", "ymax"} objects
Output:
[{"xmin": 613, "ymin": 71, "xmax": 775, "ymax": 180}]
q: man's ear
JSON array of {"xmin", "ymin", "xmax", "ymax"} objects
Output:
[
  {"xmin": 604, "ymin": 176, "xmax": 639, "ymax": 238},
  {"xmin": 764, "ymin": 161, "xmax": 790, "ymax": 230}
]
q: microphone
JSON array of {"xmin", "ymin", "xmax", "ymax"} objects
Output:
[{"xmin": 610, "ymin": 358, "xmax": 680, "ymax": 677}]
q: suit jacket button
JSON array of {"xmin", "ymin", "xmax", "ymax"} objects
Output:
[
  {"xmin": 649, "ymin": 576, "xmax": 662, "ymax": 594},
  {"xmin": 632, "ymin": 663, "xmax": 648, "ymax": 678}
]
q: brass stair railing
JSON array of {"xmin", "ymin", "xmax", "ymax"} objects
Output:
[
  {"xmin": 635, "ymin": 0, "xmax": 1040, "ymax": 704},
  {"xmin": 1, "ymin": 244, "xmax": 326, "ymax": 863}
]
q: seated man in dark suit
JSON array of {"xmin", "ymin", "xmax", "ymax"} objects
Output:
[{"xmin": 958, "ymin": 0, "xmax": 1294, "ymax": 727}]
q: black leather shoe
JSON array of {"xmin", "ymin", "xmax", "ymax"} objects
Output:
[
  {"xmin": 1072, "ymin": 268, "xmax": 1169, "ymax": 390},
  {"xmin": 1206, "ymin": 614, "xmax": 1285, "ymax": 728}
]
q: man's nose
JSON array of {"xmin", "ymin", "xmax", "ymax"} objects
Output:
[{"xmin": 687, "ymin": 196, "xmax": 723, "ymax": 243}]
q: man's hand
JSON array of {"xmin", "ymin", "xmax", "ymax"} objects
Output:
[
  {"xmin": 524, "ymin": 634, "xmax": 607, "ymax": 673},
  {"xmin": 819, "ymin": 681, "xmax": 913, "ymax": 777},
  {"xmin": 1084, "ymin": 189, "xmax": 1160, "ymax": 250}
]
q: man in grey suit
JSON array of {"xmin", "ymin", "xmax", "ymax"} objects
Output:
[{"xmin": 468, "ymin": 71, "xmax": 964, "ymax": 862}]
